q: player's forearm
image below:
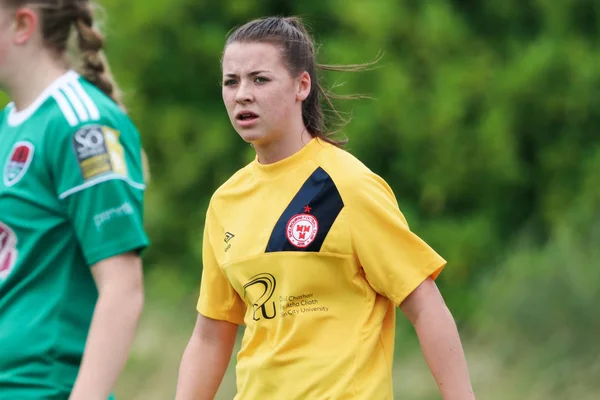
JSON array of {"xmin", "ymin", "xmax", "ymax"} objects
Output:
[
  {"xmin": 413, "ymin": 303, "xmax": 475, "ymax": 400},
  {"xmin": 69, "ymin": 287, "xmax": 144, "ymax": 400},
  {"xmin": 176, "ymin": 335, "xmax": 233, "ymax": 400}
]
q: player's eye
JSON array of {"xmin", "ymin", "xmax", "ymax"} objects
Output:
[
  {"xmin": 223, "ymin": 79, "xmax": 237, "ymax": 86},
  {"xmin": 254, "ymin": 76, "xmax": 269, "ymax": 84}
]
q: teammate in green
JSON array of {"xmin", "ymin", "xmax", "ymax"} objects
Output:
[{"xmin": 0, "ymin": 1, "xmax": 148, "ymax": 399}]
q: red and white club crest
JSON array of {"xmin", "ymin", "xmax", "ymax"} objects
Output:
[
  {"xmin": 286, "ymin": 213, "xmax": 319, "ymax": 248},
  {"xmin": 4, "ymin": 141, "xmax": 35, "ymax": 187},
  {"xmin": 0, "ymin": 222, "xmax": 18, "ymax": 280}
]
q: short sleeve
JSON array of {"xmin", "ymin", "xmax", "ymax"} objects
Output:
[
  {"xmin": 348, "ymin": 172, "xmax": 446, "ymax": 306},
  {"xmin": 197, "ymin": 204, "xmax": 245, "ymax": 325},
  {"xmin": 48, "ymin": 118, "xmax": 149, "ymax": 266}
]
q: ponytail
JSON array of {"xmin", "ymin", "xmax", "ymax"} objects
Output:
[
  {"xmin": 73, "ymin": 3, "xmax": 125, "ymax": 110},
  {"xmin": 71, "ymin": 3, "xmax": 151, "ymax": 180}
]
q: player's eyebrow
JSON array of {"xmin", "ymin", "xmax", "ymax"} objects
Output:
[{"xmin": 224, "ymin": 70, "xmax": 271, "ymax": 78}]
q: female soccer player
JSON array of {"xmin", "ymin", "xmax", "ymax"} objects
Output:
[
  {"xmin": 176, "ymin": 16, "xmax": 475, "ymax": 400},
  {"xmin": 0, "ymin": 1, "xmax": 148, "ymax": 399}
]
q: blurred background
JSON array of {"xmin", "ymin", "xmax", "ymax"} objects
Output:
[{"xmin": 3, "ymin": 0, "xmax": 599, "ymax": 399}]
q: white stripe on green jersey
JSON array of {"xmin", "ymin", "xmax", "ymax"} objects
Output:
[{"xmin": 7, "ymin": 70, "xmax": 101, "ymax": 127}]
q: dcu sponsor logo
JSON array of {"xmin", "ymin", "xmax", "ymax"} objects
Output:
[
  {"xmin": 3, "ymin": 141, "xmax": 35, "ymax": 187},
  {"xmin": 243, "ymin": 273, "xmax": 277, "ymax": 321}
]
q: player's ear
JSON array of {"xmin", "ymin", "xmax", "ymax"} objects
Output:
[
  {"xmin": 13, "ymin": 7, "xmax": 39, "ymax": 45},
  {"xmin": 296, "ymin": 71, "xmax": 311, "ymax": 102}
]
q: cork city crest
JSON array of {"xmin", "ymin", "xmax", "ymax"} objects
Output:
[{"xmin": 4, "ymin": 141, "xmax": 35, "ymax": 187}]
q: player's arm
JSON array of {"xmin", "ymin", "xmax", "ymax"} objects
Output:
[
  {"xmin": 347, "ymin": 172, "xmax": 474, "ymax": 399},
  {"xmin": 46, "ymin": 117, "xmax": 150, "ymax": 399},
  {"xmin": 69, "ymin": 252, "xmax": 144, "ymax": 400},
  {"xmin": 400, "ymin": 278, "xmax": 475, "ymax": 400},
  {"xmin": 176, "ymin": 203, "xmax": 245, "ymax": 399},
  {"xmin": 175, "ymin": 313, "xmax": 238, "ymax": 400}
]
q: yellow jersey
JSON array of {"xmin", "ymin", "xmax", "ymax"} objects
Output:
[{"xmin": 197, "ymin": 138, "xmax": 446, "ymax": 399}]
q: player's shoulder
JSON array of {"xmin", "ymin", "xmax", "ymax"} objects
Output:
[
  {"xmin": 0, "ymin": 104, "xmax": 10, "ymax": 126},
  {"xmin": 205, "ymin": 161, "xmax": 254, "ymax": 221},
  {"xmin": 313, "ymin": 139, "xmax": 398, "ymax": 212},
  {"xmin": 211, "ymin": 161, "xmax": 255, "ymax": 200},
  {"xmin": 315, "ymin": 139, "xmax": 385, "ymax": 192},
  {"xmin": 45, "ymin": 71, "xmax": 135, "ymax": 138}
]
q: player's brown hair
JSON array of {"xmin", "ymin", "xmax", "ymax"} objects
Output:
[
  {"xmin": 225, "ymin": 16, "xmax": 380, "ymax": 147},
  {"xmin": 4, "ymin": 0, "xmax": 124, "ymax": 108}
]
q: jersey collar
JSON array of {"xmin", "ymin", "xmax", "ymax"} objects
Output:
[
  {"xmin": 252, "ymin": 137, "xmax": 324, "ymax": 180},
  {"xmin": 6, "ymin": 70, "xmax": 79, "ymax": 127}
]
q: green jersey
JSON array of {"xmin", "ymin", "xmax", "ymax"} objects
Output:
[{"xmin": 0, "ymin": 71, "xmax": 149, "ymax": 399}]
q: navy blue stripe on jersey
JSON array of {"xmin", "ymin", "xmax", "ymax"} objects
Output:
[{"xmin": 266, "ymin": 167, "xmax": 344, "ymax": 253}]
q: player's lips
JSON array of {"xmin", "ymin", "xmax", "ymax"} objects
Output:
[{"xmin": 236, "ymin": 110, "xmax": 259, "ymax": 127}]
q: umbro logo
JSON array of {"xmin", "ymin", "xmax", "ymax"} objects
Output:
[{"xmin": 224, "ymin": 232, "xmax": 235, "ymax": 252}]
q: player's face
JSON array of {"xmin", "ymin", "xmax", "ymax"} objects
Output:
[{"xmin": 221, "ymin": 42, "xmax": 301, "ymax": 146}]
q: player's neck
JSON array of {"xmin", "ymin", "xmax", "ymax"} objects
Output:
[
  {"xmin": 8, "ymin": 55, "xmax": 69, "ymax": 112},
  {"xmin": 255, "ymin": 124, "xmax": 313, "ymax": 165}
]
